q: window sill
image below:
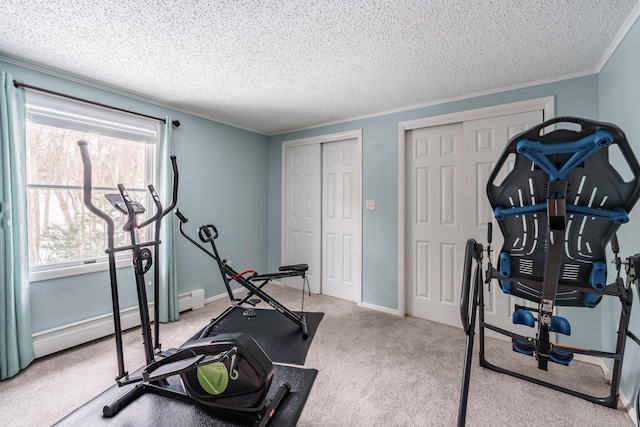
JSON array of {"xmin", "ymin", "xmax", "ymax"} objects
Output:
[{"xmin": 29, "ymin": 258, "xmax": 132, "ymax": 282}]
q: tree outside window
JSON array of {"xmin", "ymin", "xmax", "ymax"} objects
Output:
[{"xmin": 25, "ymin": 91, "xmax": 157, "ymax": 275}]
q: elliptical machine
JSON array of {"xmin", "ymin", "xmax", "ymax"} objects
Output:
[{"xmin": 77, "ymin": 140, "xmax": 290, "ymax": 424}]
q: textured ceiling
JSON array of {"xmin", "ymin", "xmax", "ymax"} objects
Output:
[{"xmin": 1, "ymin": 1, "xmax": 639, "ymax": 135}]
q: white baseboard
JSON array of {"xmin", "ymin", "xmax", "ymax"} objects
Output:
[
  {"xmin": 573, "ymin": 353, "xmax": 609, "ymax": 370},
  {"xmin": 281, "ymin": 279, "xmax": 398, "ymax": 316},
  {"xmin": 573, "ymin": 353, "xmax": 636, "ymax": 426},
  {"xmin": 204, "ymin": 286, "xmax": 247, "ymax": 305},
  {"xmin": 361, "ymin": 301, "xmax": 399, "ymax": 316},
  {"xmin": 621, "ymin": 390, "xmax": 638, "ymax": 427},
  {"xmin": 32, "ymin": 289, "xmax": 204, "ymax": 358}
]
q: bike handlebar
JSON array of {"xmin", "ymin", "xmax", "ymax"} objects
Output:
[
  {"xmin": 175, "ymin": 209, "xmax": 188, "ymax": 224},
  {"xmin": 198, "ymin": 225, "xmax": 219, "ymax": 242}
]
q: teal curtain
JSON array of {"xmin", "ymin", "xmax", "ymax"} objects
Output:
[
  {"xmin": 157, "ymin": 116, "xmax": 178, "ymax": 322},
  {"xmin": 0, "ymin": 72, "xmax": 34, "ymax": 380}
]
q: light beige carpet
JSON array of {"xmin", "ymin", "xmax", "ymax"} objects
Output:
[{"xmin": 0, "ymin": 284, "xmax": 634, "ymax": 426}]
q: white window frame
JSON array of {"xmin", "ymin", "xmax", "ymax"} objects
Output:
[{"xmin": 25, "ymin": 90, "xmax": 160, "ymax": 282}]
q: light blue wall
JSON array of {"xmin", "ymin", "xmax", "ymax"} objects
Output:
[
  {"xmin": 267, "ymin": 74, "xmax": 599, "ymax": 311},
  {"xmin": 598, "ymin": 13, "xmax": 640, "ymax": 408},
  {"xmin": 5, "ymin": 14, "xmax": 637, "ymax": 401},
  {"xmin": 0, "ymin": 60, "xmax": 269, "ymax": 332}
]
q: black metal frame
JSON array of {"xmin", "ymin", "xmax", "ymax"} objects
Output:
[
  {"xmin": 456, "ymin": 117, "xmax": 640, "ymax": 426},
  {"xmin": 458, "ymin": 233, "xmax": 640, "ymax": 426},
  {"xmin": 78, "ymin": 141, "xmax": 289, "ymax": 424},
  {"xmin": 175, "ymin": 210, "xmax": 310, "ymax": 339}
]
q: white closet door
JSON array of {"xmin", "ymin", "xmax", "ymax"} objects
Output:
[
  {"xmin": 464, "ymin": 110, "xmax": 544, "ymax": 337},
  {"xmin": 284, "ymin": 144, "xmax": 321, "ymax": 293},
  {"xmin": 406, "ymin": 122, "xmax": 465, "ymax": 325},
  {"xmin": 322, "ymin": 138, "xmax": 361, "ymax": 302},
  {"xmin": 407, "ymin": 109, "xmax": 544, "ymax": 332}
]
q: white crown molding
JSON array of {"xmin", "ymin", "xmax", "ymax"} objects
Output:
[
  {"xmin": 0, "ymin": 54, "xmax": 268, "ymax": 135},
  {"xmin": 273, "ymin": 69, "xmax": 594, "ymax": 136},
  {"xmin": 596, "ymin": 2, "xmax": 640, "ymax": 72}
]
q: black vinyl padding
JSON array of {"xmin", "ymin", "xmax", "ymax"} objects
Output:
[{"xmin": 487, "ymin": 117, "xmax": 640, "ymax": 306}]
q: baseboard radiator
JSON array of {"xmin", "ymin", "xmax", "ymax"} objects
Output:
[{"xmin": 32, "ymin": 289, "xmax": 205, "ymax": 359}]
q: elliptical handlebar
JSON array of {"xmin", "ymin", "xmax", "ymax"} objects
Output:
[
  {"xmin": 117, "ymin": 184, "xmax": 139, "ymax": 232},
  {"xmin": 78, "ymin": 139, "xmax": 180, "ymax": 371},
  {"xmin": 78, "ymin": 139, "xmax": 128, "ymax": 378},
  {"xmin": 137, "ymin": 185, "xmax": 162, "ymax": 229},
  {"xmin": 138, "ymin": 155, "xmax": 179, "ymax": 229},
  {"xmin": 79, "ymin": 142, "xmax": 178, "ymax": 234},
  {"xmin": 163, "ymin": 156, "xmax": 179, "ymax": 216},
  {"xmin": 78, "ymin": 140, "xmax": 116, "ymax": 247}
]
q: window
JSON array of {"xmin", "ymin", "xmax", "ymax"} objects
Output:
[{"xmin": 25, "ymin": 90, "xmax": 159, "ymax": 281}]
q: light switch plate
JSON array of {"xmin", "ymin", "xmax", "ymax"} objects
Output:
[{"xmin": 365, "ymin": 199, "xmax": 376, "ymax": 210}]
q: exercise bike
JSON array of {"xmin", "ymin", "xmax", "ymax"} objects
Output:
[{"xmin": 77, "ymin": 140, "xmax": 290, "ymax": 425}]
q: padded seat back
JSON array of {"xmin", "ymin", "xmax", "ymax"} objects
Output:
[{"xmin": 487, "ymin": 117, "xmax": 640, "ymax": 307}]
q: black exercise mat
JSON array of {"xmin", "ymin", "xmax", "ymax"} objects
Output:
[
  {"xmin": 54, "ymin": 364, "xmax": 318, "ymax": 427},
  {"xmin": 194, "ymin": 309, "xmax": 324, "ymax": 365}
]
